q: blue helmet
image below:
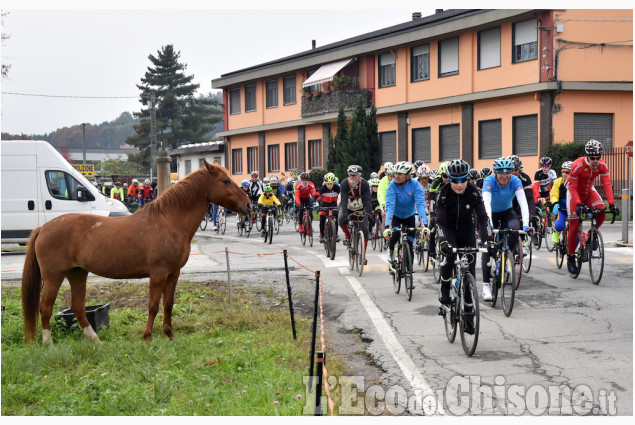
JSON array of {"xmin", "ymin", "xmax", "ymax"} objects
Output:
[
  {"xmin": 492, "ymin": 157, "xmax": 514, "ymax": 172},
  {"xmin": 240, "ymin": 179, "xmax": 250, "ymax": 189}
]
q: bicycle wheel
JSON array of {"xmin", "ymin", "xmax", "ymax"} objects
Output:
[
  {"xmin": 307, "ymin": 216, "xmax": 313, "ymax": 247},
  {"xmin": 403, "ymin": 245, "xmax": 414, "ymax": 301},
  {"xmin": 300, "ymin": 214, "xmax": 307, "ymax": 245},
  {"xmin": 544, "ymin": 215, "xmax": 554, "ymax": 252},
  {"xmin": 423, "ymin": 238, "xmax": 430, "ymax": 272},
  {"xmin": 237, "ymin": 217, "xmax": 243, "ymax": 236},
  {"xmin": 255, "ymin": 214, "xmax": 262, "ymax": 231},
  {"xmin": 532, "ymin": 220, "xmax": 542, "ymax": 249},
  {"xmin": 349, "ymin": 232, "xmax": 357, "ymax": 270},
  {"xmin": 459, "ymin": 272, "xmax": 480, "ymax": 357},
  {"xmin": 432, "ymin": 241, "xmax": 441, "ymax": 284},
  {"xmin": 371, "ymin": 225, "xmax": 378, "ymax": 250},
  {"xmin": 588, "ymin": 229, "xmax": 604, "ymax": 285},
  {"xmin": 267, "ymin": 216, "xmax": 274, "ymax": 244},
  {"xmin": 323, "ymin": 222, "xmax": 331, "ymax": 257},
  {"xmin": 379, "ymin": 232, "xmax": 385, "ymax": 252},
  {"xmin": 443, "ymin": 297, "xmax": 457, "ymax": 343},
  {"xmin": 329, "ymin": 220, "xmax": 337, "ymax": 261},
  {"xmin": 501, "ymin": 249, "xmax": 516, "ymax": 317},
  {"xmin": 200, "ymin": 213, "xmax": 208, "ymax": 231},
  {"xmin": 392, "ymin": 243, "xmax": 401, "ymax": 294},
  {"xmin": 522, "ymin": 235, "xmax": 532, "ymax": 274},
  {"xmin": 219, "ymin": 214, "xmax": 226, "ymax": 235},
  {"xmin": 555, "ymin": 242, "xmax": 564, "ymax": 269},
  {"xmin": 294, "ymin": 211, "xmax": 299, "ymax": 232},
  {"xmin": 490, "ymin": 257, "xmax": 499, "ymax": 308},
  {"xmin": 514, "ymin": 236, "xmax": 523, "ymax": 291},
  {"xmin": 356, "ymin": 230, "xmax": 365, "ymax": 276}
]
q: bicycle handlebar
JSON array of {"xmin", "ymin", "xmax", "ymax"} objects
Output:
[
  {"xmin": 492, "ymin": 229, "xmax": 527, "ymax": 235},
  {"xmin": 578, "ymin": 206, "xmax": 618, "ymax": 224}
]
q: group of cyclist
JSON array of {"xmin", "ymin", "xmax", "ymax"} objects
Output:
[{"xmin": 236, "ymin": 138, "xmax": 617, "ymax": 305}]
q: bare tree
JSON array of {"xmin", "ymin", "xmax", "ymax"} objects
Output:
[{"xmin": 2, "ymin": 11, "xmax": 11, "ymax": 79}]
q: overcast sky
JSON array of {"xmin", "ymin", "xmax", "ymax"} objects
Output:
[{"xmin": 0, "ymin": 2, "xmax": 440, "ymax": 135}]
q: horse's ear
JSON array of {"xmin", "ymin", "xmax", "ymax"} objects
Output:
[{"xmin": 204, "ymin": 160, "xmax": 217, "ymax": 176}]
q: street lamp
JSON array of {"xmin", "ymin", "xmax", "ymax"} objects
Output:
[{"xmin": 80, "ymin": 123, "xmax": 87, "ymax": 164}]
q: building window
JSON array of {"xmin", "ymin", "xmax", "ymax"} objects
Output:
[
  {"xmin": 198, "ymin": 158, "xmax": 206, "ymax": 169},
  {"xmin": 513, "ymin": 19, "xmax": 538, "ymax": 63},
  {"xmin": 378, "ymin": 53, "xmax": 396, "ymax": 88},
  {"xmin": 185, "ymin": 160, "xmax": 192, "ymax": 175},
  {"xmin": 245, "ymin": 84, "xmax": 256, "ymax": 112},
  {"xmin": 379, "ymin": 131, "xmax": 397, "ymax": 163},
  {"xmin": 411, "ymin": 45, "xmax": 430, "ymax": 82},
  {"xmin": 574, "ymin": 113, "xmax": 614, "ymax": 149},
  {"xmin": 478, "ymin": 27, "xmax": 500, "ymax": 70},
  {"xmin": 232, "ymin": 148, "xmax": 243, "ymax": 175},
  {"xmin": 266, "ymin": 80, "xmax": 278, "ymax": 108},
  {"xmin": 412, "ymin": 127, "xmax": 431, "ymax": 163},
  {"xmin": 308, "ymin": 139, "xmax": 322, "ymax": 169},
  {"xmin": 285, "ymin": 142, "xmax": 298, "ymax": 171},
  {"xmin": 283, "ymin": 76, "xmax": 296, "ymax": 105},
  {"xmin": 439, "ymin": 124, "xmax": 460, "ymax": 161},
  {"xmin": 478, "ymin": 119, "xmax": 502, "ymax": 159},
  {"xmin": 439, "ymin": 37, "xmax": 459, "ymax": 77},
  {"xmin": 512, "ymin": 114, "xmax": 538, "ymax": 156},
  {"xmin": 247, "ymin": 147, "xmax": 259, "ymax": 174},
  {"xmin": 230, "ymin": 88, "xmax": 241, "ymax": 115},
  {"xmin": 268, "ymin": 144, "xmax": 280, "ymax": 172}
]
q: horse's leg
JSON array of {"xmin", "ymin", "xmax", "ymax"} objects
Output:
[
  {"xmin": 39, "ymin": 272, "xmax": 65, "ymax": 346},
  {"xmin": 161, "ymin": 270, "xmax": 180, "ymax": 339},
  {"xmin": 143, "ymin": 274, "xmax": 166, "ymax": 341},
  {"xmin": 67, "ymin": 268, "xmax": 101, "ymax": 344}
]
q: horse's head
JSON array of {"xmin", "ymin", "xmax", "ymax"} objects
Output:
[{"xmin": 204, "ymin": 161, "xmax": 251, "ymax": 216}]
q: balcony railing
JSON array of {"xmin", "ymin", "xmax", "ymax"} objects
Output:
[{"xmin": 301, "ymin": 88, "xmax": 372, "ymax": 118}]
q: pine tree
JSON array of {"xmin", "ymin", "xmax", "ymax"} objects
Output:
[
  {"xmin": 331, "ymin": 106, "xmax": 349, "ymax": 180},
  {"xmin": 365, "ymin": 103, "xmax": 381, "ymax": 176},
  {"xmin": 346, "ymin": 95, "xmax": 368, "ymax": 178}
]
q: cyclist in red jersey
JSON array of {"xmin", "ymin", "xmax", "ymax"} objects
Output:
[
  {"xmin": 565, "ymin": 139, "xmax": 617, "ymax": 274},
  {"xmin": 294, "ymin": 172, "xmax": 317, "ymax": 234}
]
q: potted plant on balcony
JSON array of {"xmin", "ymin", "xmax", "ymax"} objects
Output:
[
  {"xmin": 322, "ymin": 82, "xmax": 331, "ymax": 94},
  {"xmin": 312, "ymin": 88, "xmax": 322, "ymax": 97},
  {"xmin": 301, "ymin": 87, "xmax": 311, "ymax": 99},
  {"xmin": 333, "ymin": 74, "xmax": 352, "ymax": 91}
]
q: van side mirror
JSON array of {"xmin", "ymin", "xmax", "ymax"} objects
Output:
[{"xmin": 76, "ymin": 185, "xmax": 94, "ymax": 202}]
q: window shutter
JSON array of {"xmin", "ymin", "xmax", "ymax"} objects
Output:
[
  {"xmin": 412, "ymin": 45, "xmax": 429, "ymax": 57},
  {"xmin": 513, "ymin": 115, "xmax": 538, "ymax": 156},
  {"xmin": 230, "ymin": 88, "xmax": 241, "ymax": 114},
  {"xmin": 574, "ymin": 113, "xmax": 614, "ymax": 149},
  {"xmin": 479, "ymin": 27, "xmax": 500, "ymax": 69},
  {"xmin": 439, "ymin": 124, "xmax": 460, "ymax": 161},
  {"xmin": 412, "ymin": 127, "xmax": 431, "ymax": 163},
  {"xmin": 515, "ymin": 19, "xmax": 537, "ymax": 45},
  {"xmin": 380, "ymin": 53, "xmax": 395, "ymax": 66},
  {"xmin": 380, "ymin": 131, "xmax": 397, "ymax": 163},
  {"xmin": 478, "ymin": 119, "xmax": 502, "ymax": 159},
  {"xmin": 439, "ymin": 38, "xmax": 459, "ymax": 75}
]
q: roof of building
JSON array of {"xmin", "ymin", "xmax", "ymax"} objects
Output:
[{"xmin": 168, "ymin": 141, "xmax": 225, "ymax": 156}]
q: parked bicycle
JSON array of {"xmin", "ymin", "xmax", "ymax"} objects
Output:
[
  {"xmin": 319, "ymin": 206, "xmax": 339, "ymax": 260},
  {"xmin": 569, "ymin": 206, "xmax": 617, "ymax": 285},
  {"xmin": 488, "ymin": 229, "xmax": 527, "ymax": 317},
  {"xmin": 438, "ymin": 247, "xmax": 486, "ymax": 357},
  {"xmin": 346, "ymin": 211, "xmax": 368, "ymax": 276},
  {"xmin": 388, "ymin": 226, "xmax": 419, "ymax": 301}
]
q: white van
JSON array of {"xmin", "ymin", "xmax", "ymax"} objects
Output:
[{"xmin": 1, "ymin": 140, "xmax": 130, "ymax": 244}]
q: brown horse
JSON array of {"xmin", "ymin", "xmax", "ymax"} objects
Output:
[{"xmin": 22, "ymin": 161, "xmax": 250, "ymax": 345}]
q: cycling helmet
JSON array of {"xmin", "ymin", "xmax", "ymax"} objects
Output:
[
  {"xmin": 561, "ymin": 161, "xmax": 573, "ymax": 171},
  {"xmin": 115, "ymin": 181, "xmax": 121, "ymax": 186},
  {"xmin": 387, "ymin": 166, "xmax": 395, "ymax": 175},
  {"xmin": 144, "ymin": 179, "xmax": 151, "ymax": 185},
  {"xmin": 508, "ymin": 154, "xmax": 522, "ymax": 170},
  {"xmin": 240, "ymin": 180, "xmax": 250, "ymax": 189},
  {"xmin": 539, "ymin": 156, "xmax": 552, "ymax": 166},
  {"xmin": 429, "ymin": 169, "xmax": 439, "ymax": 180},
  {"xmin": 270, "ymin": 176, "xmax": 279, "ymax": 184},
  {"xmin": 446, "ymin": 159, "xmax": 470, "ymax": 178},
  {"xmin": 413, "ymin": 160, "xmax": 424, "ymax": 169},
  {"xmin": 438, "ymin": 161, "xmax": 450, "ymax": 177},
  {"xmin": 263, "ymin": 177, "xmax": 271, "ymax": 184},
  {"xmin": 323, "ymin": 172, "xmax": 336, "ymax": 183},
  {"xmin": 468, "ymin": 169, "xmax": 481, "ymax": 180},
  {"xmin": 393, "ymin": 161, "xmax": 413, "ymax": 175},
  {"xmin": 347, "ymin": 164, "xmax": 362, "ymax": 175},
  {"xmin": 264, "ymin": 185, "xmax": 273, "ymax": 192},
  {"xmin": 369, "ymin": 178, "xmax": 381, "ymax": 186},
  {"xmin": 416, "ymin": 164, "xmax": 430, "ymax": 178},
  {"xmin": 123, "ymin": 182, "xmax": 128, "ymax": 187},
  {"xmin": 481, "ymin": 167, "xmax": 492, "ymax": 177},
  {"xmin": 152, "ymin": 177, "xmax": 157, "ymax": 182},
  {"xmin": 251, "ymin": 171, "xmax": 259, "ymax": 178},
  {"xmin": 585, "ymin": 139, "xmax": 603, "ymax": 155},
  {"xmin": 383, "ymin": 162, "xmax": 393, "ymax": 171},
  {"xmin": 299, "ymin": 172, "xmax": 310, "ymax": 180},
  {"xmin": 132, "ymin": 179, "xmax": 139, "ymax": 184},
  {"xmin": 370, "ymin": 172, "xmax": 379, "ymax": 179},
  {"xmin": 492, "ymin": 157, "xmax": 514, "ymax": 172}
]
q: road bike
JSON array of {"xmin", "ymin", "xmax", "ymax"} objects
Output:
[
  {"xmin": 488, "ymin": 229, "xmax": 526, "ymax": 317},
  {"xmin": 253, "ymin": 201, "xmax": 262, "ymax": 232},
  {"xmin": 216, "ymin": 206, "xmax": 226, "ymax": 235},
  {"xmin": 520, "ymin": 232, "xmax": 532, "ymax": 275},
  {"xmin": 283, "ymin": 199, "xmax": 294, "ymax": 224},
  {"xmin": 438, "ymin": 247, "xmax": 486, "ymax": 357},
  {"xmin": 428, "ymin": 227, "xmax": 442, "ymax": 284},
  {"xmin": 554, "ymin": 220, "xmax": 569, "ymax": 269},
  {"xmin": 388, "ymin": 226, "xmax": 418, "ymax": 301},
  {"xmin": 415, "ymin": 226, "xmax": 430, "ymax": 272},
  {"xmin": 299, "ymin": 205, "xmax": 314, "ymax": 247},
  {"xmin": 569, "ymin": 206, "xmax": 617, "ymax": 285},
  {"xmin": 261, "ymin": 206, "xmax": 277, "ymax": 244},
  {"xmin": 371, "ymin": 209, "xmax": 384, "ymax": 252},
  {"xmin": 236, "ymin": 212, "xmax": 251, "ymax": 237},
  {"xmin": 319, "ymin": 206, "xmax": 339, "ymax": 260},
  {"xmin": 346, "ymin": 211, "xmax": 367, "ymax": 277},
  {"xmin": 532, "ymin": 205, "xmax": 554, "ymax": 252},
  {"xmin": 199, "ymin": 204, "xmax": 214, "ymax": 231}
]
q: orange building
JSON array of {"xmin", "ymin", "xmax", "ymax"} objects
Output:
[{"xmin": 212, "ymin": 9, "xmax": 633, "ymax": 182}]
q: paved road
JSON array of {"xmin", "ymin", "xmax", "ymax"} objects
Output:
[{"xmin": 2, "ymin": 215, "xmax": 632, "ymax": 415}]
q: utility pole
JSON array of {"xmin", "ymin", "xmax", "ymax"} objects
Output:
[
  {"xmin": 149, "ymin": 93, "xmax": 158, "ymax": 179},
  {"xmin": 80, "ymin": 123, "xmax": 87, "ymax": 164}
]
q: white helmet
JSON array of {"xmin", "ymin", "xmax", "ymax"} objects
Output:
[
  {"xmin": 370, "ymin": 172, "xmax": 379, "ymax": 179},
  {"xmin": 393, "ymin": 161, "xmax": 413, "ymax": 175},
  {"xmin": 263, "ymin": 177, "xmax": 271, "ymax": 184},
  {"xmin": 106, "ymin": 181, "xmax": 113, "ymax": 186},
  {"xmin": 132, "ymin": 179, "xmax": 139, "ymax": 184},
  {"xmin": 416, "ymin": 164, "xmax": 430, "ymax": 178},
  {"xmin": 144, "ymin": 179, "xmax": 151, "ymax": 185},
  {"xmin": 383, "ymin": 162, "xmax": 393, "ymax": 170},
  {"xmin": 270, "ymin": 176, "xmax": 279, "ymax": 184}
]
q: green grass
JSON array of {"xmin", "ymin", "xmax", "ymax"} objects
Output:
[{"xmin": 1, "ymin": 280, "xmax": 345, "ymax": 415}]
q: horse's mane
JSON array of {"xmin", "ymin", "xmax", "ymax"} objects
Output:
[{"xmin": 143, "ymin": 168, "xmax": 211, "ymax": 216}]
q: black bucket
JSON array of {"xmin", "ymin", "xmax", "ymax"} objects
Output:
[{"xmin": 55, "ymin": 304, "xmax": 110, "ymax": 332}]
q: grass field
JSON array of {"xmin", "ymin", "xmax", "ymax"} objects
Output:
[{"xmin": 1, "ymin": 279, "xmax": 344, "ymax": 415}]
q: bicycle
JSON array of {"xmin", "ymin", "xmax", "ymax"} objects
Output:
[
  {"xmin": 388, "ymin": 226, "xmax": 419, "ymax": 301},
  {"xmin": 428, "ymin": 227, "xmax": 442, "ymax": 284},
  {"xmin": 261, "ymin": 206, "xmax": 277, "ymax": 244},
  {"xmin": 371, "ymin": 209, "xmax": 384, "ymax": 252},
  {"xmin": 569, "ymin": 206, "xmax": 617, "ymax": 285},
  {"xmin": 299, "ymin": 205, "xmax": 314, "ymax": 247},
  {"xmin": 199, "ymin": 204, "xmax": 214, "ymax": 231},
  {"xmin": 253, "ymin": 201, "xmax": 262, "ymax": 232},
  {"xmin": 319, "ymin": 206, "xmax": 339, "ymax": 260},
  {"xmin": 216, "ymin": 206, "xmax": 226, "ymax": 235},
  {"xmin": 282, "ymin": 199, "xmax": 294, "ymax": 224},
  {"xmin": 346, "ymin": 211, "xmax": 368, "ymax": 277},
  {"xmin": 554, "ymin": 220, "xmax": 569, "ymax": 269},
  {"xmin": 520, "ymin": 232, "xmax": 532, "ymax": 275},
  {"xmin": 438, "ymin": 247, "xmax": 486, "ymax": 357},
  {"xmin": 415, "ymin": 226, "xmax": 430, "ymax": 271},
  {"xmin": 532, "ymin": 205, "xmax": 554, "ymax": 252},
  {"xmin": 488, "ymin": 229, "xmax": 526, "ymax": 317}
]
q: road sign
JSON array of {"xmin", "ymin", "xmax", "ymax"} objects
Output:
[
  {"xmin": 625, "ymin": 140, "xmax": 633, "ymax": 158},
  {"xmin": 72, "ymin": 163, "xmax": 95, "ymax": 177}
]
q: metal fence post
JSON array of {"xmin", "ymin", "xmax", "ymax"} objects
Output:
[
  {"xmin": 622, "ymin": 189, "xmax": 629, "ymax": 243},
  {"xmin": 225, "ymin": 247, "xmax": 232, "ymax": 309},
  {"xmin": 308, "ymin": 271, "xmax": 320, "ymax": 393},
  {"xmin": 314, "ymin": 351, "xmax": 325, "ymax": 416},
  {"xmin": 283, "ymin": 250, "xmax": 297, "ymax": 340}
]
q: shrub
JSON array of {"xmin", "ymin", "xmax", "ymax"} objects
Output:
[
  {"xmin": 308, "ymin": 168, "xmax": 327, "ymax": 189},
  {"xmin": 544, "ymin": 141, "xmax": 586, "ymax": 174}
]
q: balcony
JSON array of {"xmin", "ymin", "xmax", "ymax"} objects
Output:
[{"xmin": 301, "ymin": 88, "xmax": 372, "ymax": 118}]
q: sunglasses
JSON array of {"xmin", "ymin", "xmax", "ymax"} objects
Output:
[
  {"xmin": 497, "ymin": 170, "xmax": 512, "ymax": 175},
  {"xmin": 541, "ymin": 164, "xmax": 551, "ymax": 167},
  {"xmin": 450, "ymin": 177, "xmax": 468, "ymax": 184},
  {"xmin": 561, "ymin": 170, "xmax": 570, "ymax": 174},
  {"xmin": 588, "ymin": 156, "xmax": 601, "ymax": 161}
]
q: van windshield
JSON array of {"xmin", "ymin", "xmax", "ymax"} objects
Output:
[{"xmin": 45, "ymin": 170, "xmax": 82, "ymax": 200}]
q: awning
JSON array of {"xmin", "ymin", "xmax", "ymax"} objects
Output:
[{"xmin": 302, "ymin": 58, "xmax": 354, "ymax": 88}]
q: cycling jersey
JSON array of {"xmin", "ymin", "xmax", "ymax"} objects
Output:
[
  {"xmin": 436, "ymin": 182, "xmax": 491, "ymax": 239},
  {"xmin": 534, "ymin": 168, "xmax": 557, "ymax": 196},
  {"xmin": 384, "ymin": 179, "xmax": 427, "ymax": 226},
  {"xmin": 568, "ymin": 157, "xmax": 614, "ymax": 207},
  {"xmin": 257, "ymin": 192, "xmax": 281, "ymax": 206},
  {"xmin": 482, "ymin": 174, "xmax": 529, "ymax": 227},
  {"xmin": 294, "ymin": 181, "xmax": 317, "ymax": 205},
  {"xmin": 270, "ymin": 185, "xmax": 285, "ymax": 200},
  {"xmin": 248, "ymin": 180, "xmax": 264, "ymax": 202},
  {"xmin": 317, "ymin": 184, "xmax": 340, "ymax": 211},
  {"xmin": 428, "ymin": 176, "xmax": 445, "ymax": 206},
  {"xmin": 377, "ymin": 175, "xmax": 391, "ymax": 208}
]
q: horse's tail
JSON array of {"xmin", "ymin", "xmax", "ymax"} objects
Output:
[{"xmin": 22, "ymin": 227, "xmax": 42, "ymax": 343}]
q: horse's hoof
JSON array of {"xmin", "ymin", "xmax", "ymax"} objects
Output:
[{"xmin": 143, "ymin": 334, "xmax": 152, "ymax": 342}]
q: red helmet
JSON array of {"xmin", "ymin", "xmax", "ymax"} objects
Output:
[
  {"xmin": 300, "ymin": 172, "xmax": 310, "ymax": 180},
  {"xmin": 251, "ymin": 171, "xmax": 259, "ymax": 178}
]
